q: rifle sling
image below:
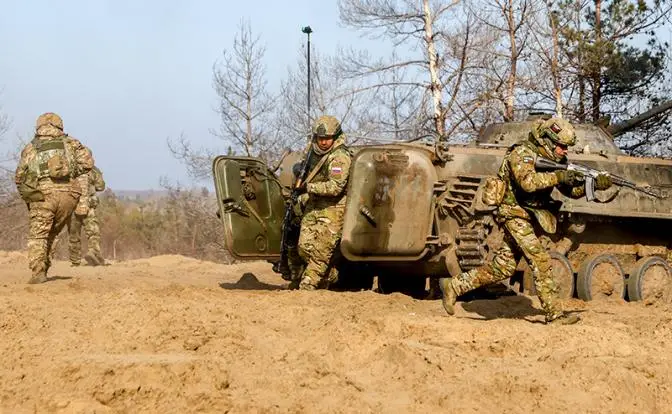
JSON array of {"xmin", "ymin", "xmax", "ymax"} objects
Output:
[{"xmin": 303, "ymin": 153, "xmax": 330, "ymax": 186}]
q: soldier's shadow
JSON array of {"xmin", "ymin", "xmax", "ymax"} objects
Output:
[
  {"xmin": 459, "ymin": 293, "xmax": 545, "ymax": 321},
  {"xmin": 219, "ymin": 272, "xmax": 285, "ymax": 291},
  {"xmin": 46, "ymin": 276, "xmax": 73, "ymax": 282}
]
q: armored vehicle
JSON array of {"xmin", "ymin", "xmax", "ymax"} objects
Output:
[{"xmin": 213, "ymin": 101, "xmax": 672, "ymax": 303}]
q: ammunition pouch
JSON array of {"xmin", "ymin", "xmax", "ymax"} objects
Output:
[
  {"xmin": 75, "ymin": 200, "xmax": 90, "ymax": 216},
  {"xmin": 17, "ymin": 181, "xmax": 45, "ymax": 203},
  {"xmin": 482, "ymin": 176, "xmax": 506, "ymax": 206},
  {"xmin": 32, "ymin": 136, "xmax": 76, "ymax": 182},
  {"xmin": 45, "ymin": 154, "xmax": 71, "ymax": 179}
]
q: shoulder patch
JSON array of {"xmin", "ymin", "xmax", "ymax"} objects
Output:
[
  {"xmin": 328, "ymin": 153, "xmax": 349, "ymax": 177},
  {"xmin": 522, "ymin": 155, "xmax": 534, "ymax": 164}
]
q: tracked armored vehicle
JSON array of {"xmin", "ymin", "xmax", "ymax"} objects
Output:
[{"xmin": 213, "ymin": 101, "xmax": 672, "ymax": 303}]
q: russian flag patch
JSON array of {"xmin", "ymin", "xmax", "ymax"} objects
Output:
[{"xmin": 331, "ymin": 167, "xmax": 343, "ymax": 174}]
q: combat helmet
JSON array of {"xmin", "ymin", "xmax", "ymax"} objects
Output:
[
  {"xmin": 35, "ymin": 112, "xmax": 64, "ymax": 131},
  {"xmin": 531, "ymin": 117, "xmax": 576, "ymax": 161},
  {"xmin": 312, "ymin": 115, "xmax": 342, "ymax": 138}
]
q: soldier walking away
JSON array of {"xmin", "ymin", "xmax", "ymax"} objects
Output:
[
  {"xmin": 293, "ymin": 115, "xmax": 352, "ymax": 290},
  {"xmin": 15, "ymin": 112, "xmax": 94, "ymax": 284},
  {"xmin": 68, "ymin": 165, "xmax": 106, "ymax": 266},
  {"xmin": 440, "ymin": 117, "xmax": 613, "ymax": 325}
]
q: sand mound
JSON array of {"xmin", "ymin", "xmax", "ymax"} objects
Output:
[
  {"xmin": 0, "ymin": 250, "xmax": 27, "ymax": 265},
  {"xmin": 1, "ymin": 255, "xmax": 672, "ymax": 412}
]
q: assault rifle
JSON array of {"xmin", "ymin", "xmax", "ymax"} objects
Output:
[
  {"xmin": 277, "ymin": 144, "xmax": 314, "ymax": 280},
  {"xmin": 535, "ymin": 157, "xmax": 665, "ymax": 201}
]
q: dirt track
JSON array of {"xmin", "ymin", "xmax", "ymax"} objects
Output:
[{"xmin": 1, "ymin": 250, "xmax": 672, "ymax": 413}]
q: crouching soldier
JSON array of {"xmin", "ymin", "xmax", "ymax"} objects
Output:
[
  {"xmin": 293, "ymin": 115, "xmax": 352, "ymax": 290},
  {"xmin": 440, "ymin": 117, "xmax": 612, "ymax": 324}
]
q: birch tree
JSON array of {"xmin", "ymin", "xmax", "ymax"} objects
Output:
[
  {"xmin": 469, "ymin": 0, "xmax": 536, "ymax": 121},
  {"xmin": 169, "ymin": 19, "xmax": 278, "ymax": 179},
  {"xmin": 338, "ymin": 0, "xmax": 475, "ymax": 141},
  {"xmin": 275, "ymin": 46, "xmax": 372, "ymax": 147}
]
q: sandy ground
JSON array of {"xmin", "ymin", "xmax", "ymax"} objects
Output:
[{"xmin": 1, "ymin": 251, "xmax": 672, "ymax": 413}]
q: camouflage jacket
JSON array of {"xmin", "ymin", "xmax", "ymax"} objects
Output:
[
  {"xmin": 15, "ymin": 132, "xmax": 94, "ymax": 198},
  {"xmin": 304, "ymin": 135, "xmax": 352, "ymax": 209},
  {"xmin": 75, "ymin": 166, "xmax": 106, "ymax": 215},
  {"xmin": 497, "ymin": 139, "xmax": 584, "ymax": 233}
]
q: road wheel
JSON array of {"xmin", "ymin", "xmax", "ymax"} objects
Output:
[
  {"xmin": 576, "ymin": 253, "xmax": 625, "ymax": 301},
  {"xmin": 627, "ymin": 256, "xmax": 672, "ymax": 302}
]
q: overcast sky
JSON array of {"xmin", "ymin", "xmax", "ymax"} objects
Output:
[{"xmin": 0, "ymin": 0, "xmax": 368, "ymax": 190}]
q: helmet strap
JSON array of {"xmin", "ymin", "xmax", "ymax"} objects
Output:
[{"xmin": 537, "ymin": 142, "xmax": 553, "ymax": 159}]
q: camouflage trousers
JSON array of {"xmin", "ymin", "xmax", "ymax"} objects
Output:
[
  {"xmin": 450, "ymin": 217, "xmax": 561, "ymax": 319},
  {"xmin": 287, "ymin": 232, "xmax": 339, "ymax": 289},
  {"xmin": 27, "ymin": 192, "xmax": 79, "ymax": 278},
  {"xmin": 297, "ymin": 205, "xmax": 344, "ymax": 290},
  {"xmin": 68, "ymin": 207, "xmax": 103, "ymax": 265}
]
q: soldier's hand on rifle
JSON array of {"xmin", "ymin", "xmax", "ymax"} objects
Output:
[
  {"xmin": 292, "ymin": 193, "xmax": 310, "ymax": 217},
  {"xmin": 555, "ymin": 170, "xmax": 584, "ymax": 186},
  {"xmin": 595, "ymin": 174, "xmax": 612, "ymax": 190},
  {"xmin": 296, "ymin": 182, "xmax": 307, "ymax": 194}
]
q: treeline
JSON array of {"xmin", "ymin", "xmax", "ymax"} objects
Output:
[
  {"xmin": 170, "ymin": 0, "xmax": 672, "ymax": 179},
  {"xmin": 0, "ymin": 185, "xmax": 233, "ymax": 263}
]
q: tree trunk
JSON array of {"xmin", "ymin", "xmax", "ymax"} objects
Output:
[
  {"xmin": 423, "ymin": 0, "xmax": 445, "ymax": 139},
  {"xmin": 591, "ymin": 0, "xmax": 602, "ymax": 122},
  {"xmin": 549, "ymin": 8, "xmax": 563, "ymax": 118},
  {"xmin": 572, "ymin": 0, "xmax": 586, "ymax": 121},
  {"xmin": 504, "ymin": 0, "xmax": 517, "ymax": 122},
  {"xmin": 246, "ymin": 63, "xmax": 254, "ymax": 156}
]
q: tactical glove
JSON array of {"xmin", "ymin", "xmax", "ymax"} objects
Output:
[
  {"xmin": 292, "ymin": 193, "xmax": 309, "ymax": 217},
  {"xmin": 555, "ymin": 170, "xmax": 584, "ymax": 186},
  {"xmin": 595, "ymin": 174, "xmax": 612, "ymax": 190}
]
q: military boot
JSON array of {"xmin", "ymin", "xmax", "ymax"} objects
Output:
[
  {"xmin": 299, "ymin": 275, "xmax": 318, "ymax": 291},
  {"xmin": 326, "ymin": 267, "xmax": 339, "ymax": 286},
  {"xmin": 27, "ymin": 272, "xmax": 48, "ymax": 284},
  {"xmin": 84, "ymin": 252, "xmax": 103, "ymax": 266},
  {"xmin": 439, "ymin": 278, "xmax": 458, "ymax": 315},
  {"xmin": 94, "ymin": 252, "xmax": 106, "ymax": 265},
  {"xmin": 546, "ymin": 312, "xmax": 580, "ymax": 325},
  {"xmin": 288, "ymin": 279, "xmax": 301, "ymax": 290}
]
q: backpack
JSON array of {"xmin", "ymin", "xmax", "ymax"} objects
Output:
[
  {"xmin": 481, "ymin": 176, "xmax": 506, "ymax": 206},
  {"xmin": 30, "ymin": 136, "xmax": 76, "ymax": 181}
]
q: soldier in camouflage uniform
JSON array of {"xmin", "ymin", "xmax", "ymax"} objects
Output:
[
  {"xmin": 15, "ymin": 113, "xmax": 94, "ymax": 284},
  {"xmin": 68, "ymin": 165, "xmax": 106, "ymax": 266},
  {"xmin": 440, "ymin": 117, "xmax": 613, "ymax": 324},
  {"xmin": 286, "ymin": 161, "xmax": 341, "ymax": 288},
  {"xmin": 293, "ymin": 115, "xmax": 352, "ymax": 290}
]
